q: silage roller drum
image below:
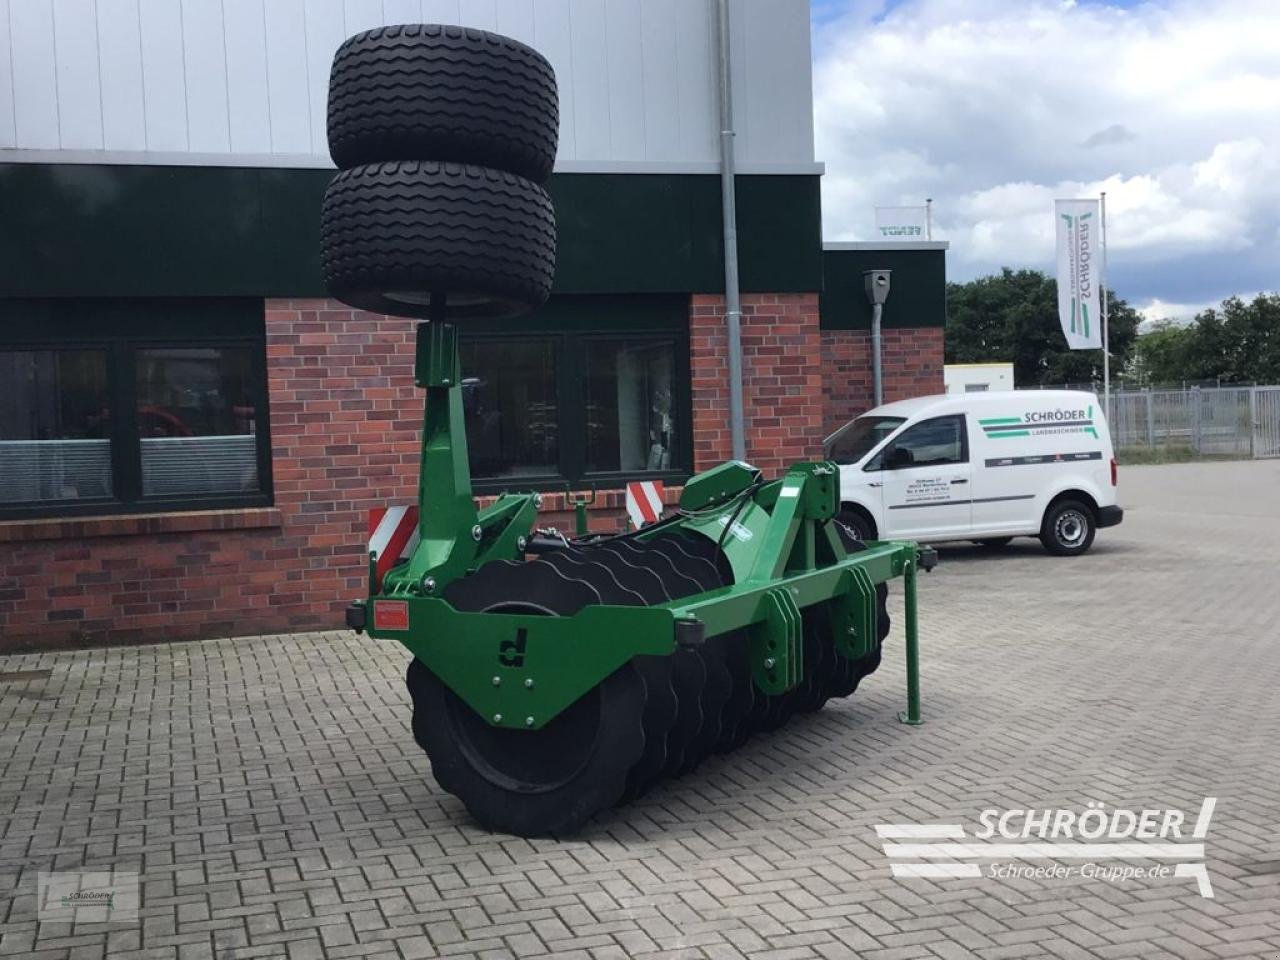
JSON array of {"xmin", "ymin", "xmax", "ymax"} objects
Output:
[
  {"xmin": 406, "ymin": 529, "xmax": 890, "ymax": 835},
  {"xmin": 320, "ymin": 22, "xmax": 894, "ymax": 837}
]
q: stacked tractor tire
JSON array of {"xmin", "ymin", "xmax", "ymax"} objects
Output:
[{"xmin": 320, "ymin": 25, "xmax": 890, "ymax": 837}]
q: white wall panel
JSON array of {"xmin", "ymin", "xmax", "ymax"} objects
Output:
[
  {"xmin": 674, "ymin": 0, "xmax": 716, "ymax": 162},
  {"xmin": 342, "ymin": 0, "xmax": 383, "ymax": 36},
  {"xmin": 567, "ymin": 0, "xmax": 609, "ymax": 159},
  {"xmin": 420, "ymin": 0, "xmax": 459, "ymax": 25},
  {"xmin": 494, "ymin": 0, "xmax": 534, "ymax": 47},
  {"xmin": 1, "ymin": 0, "xmax": 816, "ymax": 170},
  {"xmin": 603, "ymin": 0, "xmax": 643, "ymax": 159},
  {"xmin": 9, "ymin": 0, "xmax": 60, "ymax": 149},
  {"xmin": 138, "ymin": 0, "xmax": 187, "ymax": 151},
  {"xmin": 455, "ymin": 0, "xmax": 496, "ymax": 32},
  {"xmin": 383, "ymin": 0, "xmax": 423, "ymax": 25},
  {"xmin": 302, "ymin": 0, "xmax": 345, "ymax": 156},
  {"xmin": 262, "ymin": 0, "xmax": 312, "ymax": 154},
  {"xmin": 639, "ymin": 0, "xmax": 679, "ymax": 162},
  {"xmin": 180, "ymin": 0, "xmax": 229, "ymax": 152},
  {"xmin": 52, "ymin": 0, "xmax": 103, "ymax": 148},
  {"xmin": 532, "ymin": 0, "xmax": 575, "ymax": 162},
  {"xmin": 0, "ymin": 0, "xmax": 19, "ymax": 147},
  {"xmin": 97, "ymin": 0, "xmax": 146, "ymax": 150},
  {"xmin": 224, "ymin": 0, "xmax": 272, "ymax": 152}
]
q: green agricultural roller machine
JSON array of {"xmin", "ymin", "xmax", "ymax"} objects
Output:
[{"xmin": 322, "ymin": 23, "xmax": 934, "ymax": 836}]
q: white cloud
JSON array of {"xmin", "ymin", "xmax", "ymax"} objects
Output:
[{"xmin": 813, "ymin": 0, "xmax": 1280, "ymax": 303}]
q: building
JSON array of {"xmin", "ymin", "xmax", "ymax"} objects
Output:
[
  {"xmin": 0, "ymin": 0, "xmax": 944, "ymax": 649},
  {"xmin": 944, "ymin": 363, "xmax": 1015, "ymax": 395}
]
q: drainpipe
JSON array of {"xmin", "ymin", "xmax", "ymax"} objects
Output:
[
  {"xmin": 716, "ymin": 0, "xmax": 746, "ymax": 461},
  {"xmin": 864, "ymin": 270, "xmax": 892, "ymax": 406}
]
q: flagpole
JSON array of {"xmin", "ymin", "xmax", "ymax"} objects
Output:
[{"xmin": 1100, "ymin": 191, "xmax": 1110, "ymax": 419}]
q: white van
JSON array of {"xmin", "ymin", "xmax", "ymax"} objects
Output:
[{"xmin": 823, "ymin": 391, "xmax": 1122, "ymax": 555}]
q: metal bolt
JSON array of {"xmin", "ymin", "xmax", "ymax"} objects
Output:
[
  {"xmin": 471, "ymin": 525, "xmax": 483, "ymax": 542},
  {"xmin": 422, "ymin": 576, "xmax": 436, "ymax": 594},
  {"xmin": 516, "ymin": 536, "xmax": 527, "ymax": 551},
  {"xmin": 524, "ymin": 678, "xmax": 534, "ymax": 688},
  {"xmin": 763, "ymin": 657, "xmax": 777, "ymax": 669},
  {"xmin": 492, "ymin": 676, "xmax": 502, "ymax": 686},
  {"xmin": 534, "ymin": 494, "xmax": 544, "ymax": 509},
  {"xmin": 442, "ymin": 377, "xmax": 451, "ymax": 385},
  {"xmin": 525, "ymin": 716, "xmax": 535, "ymax": 727},
  {"xmin": 847, "ymin": 626, "xmax": 857, "ymax": 636},
  {"xmin": 492, "ymin": 713, "xmax": 503, "ymax": 723}
]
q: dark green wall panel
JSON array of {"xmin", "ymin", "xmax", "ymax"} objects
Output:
[
  {"xmin": 819, "ymin": 247, "xmax": 947, "ymax": 330},
  {"xmin": 0, "ymin": 164, "xmax": 822, "ymax": 299}
]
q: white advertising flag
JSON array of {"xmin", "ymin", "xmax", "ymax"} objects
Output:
[
  {"xmin": 874, "ymin": 206, "xmax": 928, "ymax": 240},
  {"xmin": 1054, "ymin": 199, "xmax": 1102, "ymax": 350}
]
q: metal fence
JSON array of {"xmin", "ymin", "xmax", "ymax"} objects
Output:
[{"xmin": 1097, "ymin": 386, "xmax": 1280, "ymax": 458}]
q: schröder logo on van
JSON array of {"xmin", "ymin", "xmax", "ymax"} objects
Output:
[{"xmin": 980, "ymin": 404, "xmax": 1099, "ymax": 440}]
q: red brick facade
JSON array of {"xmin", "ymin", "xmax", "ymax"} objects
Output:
[
  {"xmin": 689, "ymin": 293, "xmax": 824, "ymax": 475},
  {"xmin": 0, "ymin": 295, "xmax": 940, "ymax": 651},
  {"xmin": 820, "ymin": 327, "xmax": 945, "ymax": 437}
]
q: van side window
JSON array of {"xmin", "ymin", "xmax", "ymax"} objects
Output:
[{"xmin": 879, "ymin": 415, "xmax": 968, "ymax": 469}]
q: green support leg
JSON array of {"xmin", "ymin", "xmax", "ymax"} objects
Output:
[{"xmin": 897, "ymin": 555, "xmax": 924, "ymax": 725}]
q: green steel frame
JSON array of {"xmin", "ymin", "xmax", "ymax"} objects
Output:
[{"xmin": 350, "ymin": 316, "xmax": 924, "ymax": 730}]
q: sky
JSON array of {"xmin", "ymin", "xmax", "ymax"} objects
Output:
[{"xmin": 810, "ymin": 0, "xmax": 1280, "ymax": 322}]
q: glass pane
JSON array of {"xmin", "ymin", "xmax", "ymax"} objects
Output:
[
  {"xmin": 895, "ymin": 416, "xmax": 964, "ymax": 467},
  {"xmin": 584, "ymin": 339, "xmax": 677, "ymax": 473},
  {"xmin": 829, "ymin": 416, "xmax": 904, "ymax": 465},
  {"xmin": 461, "ymin": 339, "xmax": 558, "ymax": 479},
  {"xmin": 136, "ymin": 347, "xmax": 260, "ymax": 497},
  {"xmin": 0, "ymin": 350, "xmax": 113, "ymax": 503}
]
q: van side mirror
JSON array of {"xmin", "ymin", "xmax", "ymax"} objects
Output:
[{"xmin": 885, "ymin": 446, "xmax": 914, "ymax": 470}]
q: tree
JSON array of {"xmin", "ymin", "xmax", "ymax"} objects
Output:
[
  {"xmin": 945, "ymin": 268, "xmax": 1142, "ymax": 387},
  {"xmin": 1133, "ymin": 293, "xmax": 1280, "ymax": 385}
]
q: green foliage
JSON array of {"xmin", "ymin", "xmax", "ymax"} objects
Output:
[
  {"xmin": 1134, "ymin": 294, "xmax": 1280, "ymax": 385},
  {"xmin": 945, "ymin": 268, "xmax": 1141, "ymax": 386}
]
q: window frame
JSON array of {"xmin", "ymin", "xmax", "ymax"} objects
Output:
[
  {"xmin": 462, "ymin": 328, "xmax": 692, "ymax": 495},
  {"xmin": 0, "ymin": 302, "xmax": 273, "ymax": 521}
]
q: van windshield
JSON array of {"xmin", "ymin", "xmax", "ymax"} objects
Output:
[{"xmin": 827, "ymin": 416, "xmax": 906, "ymax": 464}]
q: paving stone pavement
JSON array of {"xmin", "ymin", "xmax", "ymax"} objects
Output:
[{"xmin": 1, "ymin": 459, "xmax": 1279, "ymax": 960}]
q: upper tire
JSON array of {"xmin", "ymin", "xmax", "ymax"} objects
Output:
[
  {"xmin": 328, "ymin": 24, "xmax": 559, "ymax": 182},
  {"xmin": 320, "ymin": 161, "xmax": 556, "ymax": 320}
]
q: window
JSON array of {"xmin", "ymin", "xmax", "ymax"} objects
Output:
[
  {"xmin": 875, "ymin": 415, "xmax": 968, "ymax": 470},
  {"xmin": 585, "ymin": 340, "xmax": 677, "ymax": 472},
  {"xmin": 461, "ymin": 339, "xmax": 558, "ymax": 480},
  {"xmin": 826, "ymin": 415, "xmax": 905, "ymax": 465},
  {"xmin": 0, "ymin": 350, "xmax": 113, "ymax": 504},
  {"xmin": 0, "ymin": 300, "xmax": 271, "ymax": 519},
  {"xmin": 460, "ymin": 331, "xmax": 687, "ymax": 488}
]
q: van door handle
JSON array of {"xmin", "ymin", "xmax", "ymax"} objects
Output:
[
  {"xmin": 868, "ymin": 482, "xmax": 882, "ymax": 488},
  {"xmin": 951, "ymin": 478, "xmax": 968, "ymax": 485}
]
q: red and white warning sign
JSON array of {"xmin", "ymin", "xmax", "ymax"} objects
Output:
[
  {"xmin": 368, "ymin": 505, "xmax": 419, "ymax": 590},
  {"xmin": 625, "ymin": 480, "xmax": 665, "ymax": 530}
]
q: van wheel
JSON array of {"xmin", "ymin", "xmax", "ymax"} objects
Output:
[
  {"xmin": 1040, "ymin": 500, "xmax": 1095, "ymax": 556},
  {"xmin": 975, "ymin": 537, "xmax": 1013, "ymax": 548},
  {"xmin": 836, "ymin": 508, "xmax": 875, "ymax": 543}
]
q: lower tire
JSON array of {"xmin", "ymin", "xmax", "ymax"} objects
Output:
[
  {"xmin": 320, "ymin": 161, "xmax": 556, "ymax": 320},
  {"xmin": 1040, "ymin": 499, "xmax": 1096, "ymax": 556},
  {"xmin": 835, "ymin": 509, "xmax": 876, "ymax": 543}
]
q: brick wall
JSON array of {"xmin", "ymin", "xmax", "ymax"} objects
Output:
[
  {"xmin": 689, "ymin": 293, "xmax": 824, "ymax": 476},
  {"xmin": 820, "ymin": 327, "xmax": 945, "ymax": 436}
]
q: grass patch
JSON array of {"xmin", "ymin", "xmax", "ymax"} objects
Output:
[{"xmin": 1116, "ymin": 445, "xmax": 1249, "ymax": 465}]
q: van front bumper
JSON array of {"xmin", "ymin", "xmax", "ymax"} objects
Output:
[{"xmin": 1098, "ymin": 505, "xmax": 1124, "ymax": 528}]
